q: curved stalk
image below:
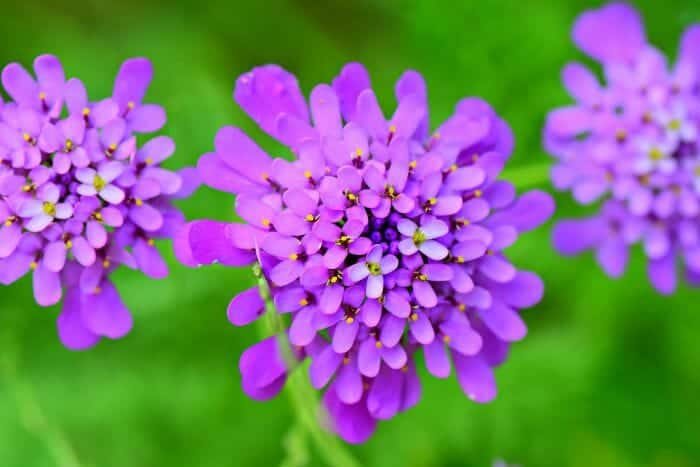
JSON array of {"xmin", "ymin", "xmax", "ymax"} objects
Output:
[{"xmin": 253, "ymin": 265, "xmax": 361, "ymax": 467}]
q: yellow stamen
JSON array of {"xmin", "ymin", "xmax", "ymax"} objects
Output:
[
  {"xmin": 94, "ymin": 211, "xmax": 103, "ymax": 221},
  {"xmin": 29, "ymin": 261, "xmax": 38, "ymax": 270},
  {"xmin": 289, "ymin": 253, "xmax": 299, "ymax": 261},
  {"xmin": 93, "ymin": 175, "xmax": 106, "ymax": 191},
  {"xmin": 145, "ymin": 157, "xmax": 154, "ymax": 165},
  {"xmin": 22, "ymin": 133, "xmax": 32, "ymax": 143},
  {"xmin": 473, "ymin": 189, "xmax": 483, "ymax": 198},
  {"xmin": 303, "ymin": 170, "xmax": 312, "ymax": 179},
  {"xmin": 103, "ymin": 259, "xmax": 111, "ymax": 268},
  {"xmin": 261, "ymin": 218, "xmax": 271, "ymax": 227},
  {"xmin": 455, "ymin": 256, "xmax": 465, "ymax": 264},
  {"xmin": 409, "ymin": 312, "xmax": 418, "ymax": 322},
  {"xmin": 458, "ymin": 303, "xmax": 466, "ymax": 312},
  {"xmin": 427, "ymin": 197, "xmax": 438, "ymax": 206},
  {"xmin": 133, "ymin": 197, "xmax": 143, "ymax": 206},
  {"xmin": 354, "ymin": 148, "xmax": 364, "ymax": 158},
  {"xmin": 39, "ymin": 92, "xmax": 46, "ymax": 100},
  {"xmin": 375, "ymin": 341, "xmax": 383, "ymax": 349},
  {"xmin": 649, "ymin": 147, "xmax": 664, "ymax": 161},
  {"xmin": 82, "ymin": 107, "xmax": 91, "ymax": 117},
  {"xmin": 305, "ymin": 214, "xmax": 316, "ymax": 222},
  {"xmin": 261, "ymin": 172, "xmax": 269, "ymax": 181},
  {"xmin": 389, "ymin": 124, "xmax": 397, "ymax": 134},
  {"xmin": 64, "ymin": 139, "xmax": 74, "ymax": 152},
  {"xmin": 299, "ymin": 298, "xmax": 309, "ymax": 306},
  {"xmin": 343, "ymin": 356, "xmax": 351, "ymax": 365},
  {"xmin": 472, "ymin": 154, "xmax": 479, "ymax": 162},
  {"xmin": 409, "ymin": 160, "xmax": 417, "ymax": 169},
  {"xmin": 127, "ymin": 101, "xmax": 135, "ymax": 110},
  {"xmin": 65, "ymin": 239, "xmax": 73, "ymax": 249},
  {"xmin": 433, "ymin": 132, "xmax": 441, "ymax": 140},
  {"xmin": 450, "ymin": 164, "xmax": 458, "ymax": 172},
  {"xmin": 615, "ymin": 129, "xmax": 627, "ymax": 142},
  {"xmin": 147, "ymin": 238, "xmax": 155, "ymax": 246},
  {"xmin": 42, "ymin": 202, "xmax": 56, "ymax": 216},
  {"xmin": 345, "ymin": 316, "xmax": 355, "ymax": 324},
  {"xmin": 93, "ymin": 286, "xmax": 102, "ymax": 294},
  {"xmin": 668, "ymin": 119, "xmax": 682, "ymax": 131},
  {"xmin": 443, "ymin": 334, "xmax": 451, "ymax": 344}
]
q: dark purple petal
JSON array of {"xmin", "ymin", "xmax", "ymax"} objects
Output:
[
  {"xmin": 81, "ymin": 281, "xmax": 133, "ymax": 339},
  {"xmin": 323, "ymin": 385, "xmax": 376, "ymax": 444},
  {"xmin": 226, "ymin": 287, "xmax": 265, "ymax": 326},
  {"xmin": 239, "ymin": 336, "xmax": 288, "ymax": 401},
  {"xmin": 57, "ymin": 287, "xmax": 100, "ymax": 351},
  {"xmin": 452, "ymin": 353, "xmax": 496, "ymax": 403},
  {"xmin": 310, "ymin": 344, "xmax": 343, "ymax": 389}
]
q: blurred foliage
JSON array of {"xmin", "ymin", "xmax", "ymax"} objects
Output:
[{"xmin": 1, "ymin": 0, "xmax": 700, "ymax": 466}]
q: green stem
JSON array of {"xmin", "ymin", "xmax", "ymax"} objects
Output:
[
  {"xmin": 253, "ymin": 266, "xmax": 361, "ymax": 467},
  {"xmin": 1, "ymin": 349, "xmax": 82, "ymax": 467},
  {"xmin": 502, "ymin": 162, "xmax": 551, "ymax": 189}
]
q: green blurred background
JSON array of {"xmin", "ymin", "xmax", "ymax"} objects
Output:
[{"xmin": 1, "ymin": 1, "xmax": 700, "ymax": 466}]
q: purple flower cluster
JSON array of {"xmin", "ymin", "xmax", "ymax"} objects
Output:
[
  {"xmin": 545, "ymin": 3, "xmax": 700, "ymax": 293},
  {"xmin": 0, "ymin": 55, "xmax": 197, "ymax": 349},
  {"xmin": 177, "ymin": 63, "xmax": 553, "ymax": 442}
]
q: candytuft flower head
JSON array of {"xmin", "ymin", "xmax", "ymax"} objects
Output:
[
  {"xmin": 0, "ymin": 55, "xmax": 198, "ymax": 349},
  {"xmin": 545, "ymin": 3, "xmax": 700, "ymax": 294},
  {"xmin": 177, "ymin": 63, "xmax": 553, "ymax": 443}
]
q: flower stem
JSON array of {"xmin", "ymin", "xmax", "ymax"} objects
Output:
[
  {"xmin": 502, "ymin": 162, "xmax": 551, "ymax": 190},
  {"xmin": 253, "ymin": 266, "xmax": 362, "ymax": 467}
]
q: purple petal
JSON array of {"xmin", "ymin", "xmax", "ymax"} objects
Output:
[
  {"xmin": 269, "ymin": 259, "xmax": 304, "ymax": 287},
  {"xmin": 424, "ymin": 340, "xmax": 450, "ymax": 378},
  {"xmin": 289, "ymin": 307, "xmax": 317, "ymax": 346},
  {"xmin": 320, "ymin": 285, "xmax": 344, "ymax": 315},
  {"xmin": 413, "ymin": 280, "xmax": 437, "ymax": 308},
  {"xmin": 133, "ymin": 238, "xmax": 168, "ymax": 279},
  {"xmin": 384, "ymin": 291, "xmax": 410, "ymax": 318},
  {"xmin": 81, "ymin": 281, "xmax": 133, "ymax": 339},
  {"xmin": 227, "ymin": 287, "xmax": 265, "ymax": 326},
  {"xmin": 332, "ymin": 62, "xmax": 371, "ymax": 121},
  {"xmin": 366, "ymin": 274, "xmax": 384, "ymax": 299},
  {"xmin": 335, "ymin": 363, "xmax": 363, "ymax": 404},
  {"xmin": 452, "ymin": 354, "xmax": 497, "ymax": 403},
  {"xmin": 323, "ymin": 385, "xmax": 376, "ymax": 444},
  {"xmin": 239, "ymin": 336, "xmax": 288, "ymax": 401},
  {"xmin": 332, "ymin": 319, "xmax": 359, "ymax": 353},
  {"xmin": 57, "ymin": 288, "xmax": 100, "ymax": 351},
  {"xmin": 0, "ymin": 223, "xmax": 22, "ymax": 258},
  {"xmin": 33, "ymin": 264, "xmax": 62, "ymax": 306},
  {"xmin": 367, "ymin": 365, "xmax": 402, "ymax": 420},
  {"xmin": 113, "ymin": 58, "xmax": 153, "ymax": 110},
  {"xmin": 409, "ymin": 311, "xmax": 435, "ymax": 344},
  {"xmin": 573, "ymin": 3, "xmax": 646, "ymax": 63},
  {"xmin": 358, "ymin": 338, "xmax": 381, "ymax": 377},
  {"xmin": 43, "ymin": 241, "xmax": 67, "ymax": 272},
  {"xmin": 234, "ymin": 65, "xmax": 309, "ymax": 141},
  {"xmin": 310, "ymin": 345, "xmax": 343, "ymax": 389},
  {"xmin": 486, "ymin": 271, "xmax": 544, "ymax": 309},
  {"xmin": 128, "ymin": 203, "xmax": 163, "ymax": 232},
  {"xmin": 478, "ymin": 300, "xmax": 527, "ymax": 342},
  {"xmin": 419, "ymin": 240, "xmax": 448, "ymax": 260},
  {"xmin": 648, "ymin": 254, "xmax": 676, "ymax": 295},
  {"xmin": 479, "ymin": 255, "xmax": 516, "ymax": 283},
  {"xmin": 128, "ymin": 104, "xmax": 165, "ymax": 133}
]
